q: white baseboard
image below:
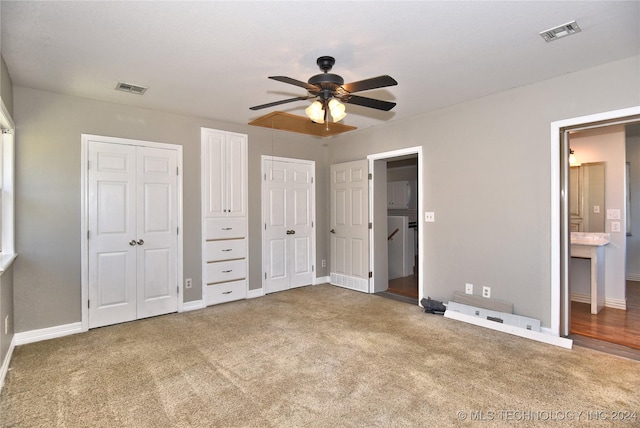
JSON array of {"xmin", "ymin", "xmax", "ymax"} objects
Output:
[
  {"xmin": 14, "ymin": 322, "xmax": 83, "ymax": 346},
  {"xmin": 182, "ymin": 299, "xmax": 204, "ymax": 312},
  {"xmin": 444, "ymin": 310, "xmax": 573, "ymax": 349},
  {"xmin": 627, "ymin": 273, "xmax": 640, "ymax": 282},
  {"xmin": 0, "ymin": 336, "xmax": 15, "ymax": 391},
  {"xmin": 247, "ymin": 288, "xmax": 264, "ymax": 299},
  {"xmin": 314, "ymin": 276, "xmax": 330, "ymax": 285},
  {"xmin": 571, "ymin": 292, "xmax": 627, "ymax": 310}
]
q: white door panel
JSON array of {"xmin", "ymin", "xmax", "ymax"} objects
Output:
[
  {"xmin": 136, "ymin": 147, "xmax": 178, "ymax": 319},
  {"xmin": 330, "ymin": 160, "xmax": 369, "ymax": 292},
  {"xmin": 89, "ymin": 142, "xmax": 137, "ymax": 328},
  {"xmin": 264, "ymin": 158, "xmax": 314, "ymax": 293}
]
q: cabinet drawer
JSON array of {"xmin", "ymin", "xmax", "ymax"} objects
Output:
[
  {"xmin": 205, "ymin": 218, "xmax": 246, "ymax": 240},
  {"xmin": 207, "ymin": 259, "xmax": 246, "ymax": 284},
  {"xmin": 205, "ymin": 280, "xmax": 247, "ymax": 306},
  {"xmin": 206, "ymin": 239, "xmax": 246, "ymax": 262}
]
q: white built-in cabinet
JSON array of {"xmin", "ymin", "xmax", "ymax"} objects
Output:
[
  {"xmin": 201, "ymin": 128, "xmax": 248, "ymax": 306},
  {"xmin": 387, "ymin": 181, "xmax": 410, "ymax": 209}
]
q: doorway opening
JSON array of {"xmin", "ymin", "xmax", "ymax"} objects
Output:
[
  {"xmin": 368, "ymin": 147, "xmax": 423, "ymax": 305},
  {"xmin": 567, "ymin": 122, "xmax": 640, "ymax": 351},
  {"xmin": 551, "ymin": 106, "xmax": 640, "ymax": 351}
]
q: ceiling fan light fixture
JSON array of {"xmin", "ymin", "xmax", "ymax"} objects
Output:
[
  {"xmin": 305, "ymin": 100, "xmax": 325, "ymax": 123},
  {"xmin": 328, "ymin": 99, "xmax": 347, "ymax": 122}
]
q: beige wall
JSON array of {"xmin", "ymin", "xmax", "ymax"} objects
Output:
[
  {"xmin": 12, "ymin": 87, "xmax": 328, "ymax": 332},
  {"xmin": 327, "ymin": 55, "xmax": 640, "ymax": 327}
]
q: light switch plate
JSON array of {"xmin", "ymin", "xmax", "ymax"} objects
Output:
[
  {"xmin": 607, "ymin": 209, "xmax": 621, "ymax": 220},
  {"xmin": 465, "ymin": 283, "xmax": 473, "ymax": 295},
  {"xmin": 425, "ymin": 212, "xmax": 435, "ymax": 222},
  {"xmin": 593, "ymin": 205, "xmax": 600, "ymax": 214}
]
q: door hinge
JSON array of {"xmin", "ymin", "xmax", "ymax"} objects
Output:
[
  {"xmin": 87, "ymin": 230, "xmax": 90, "ymax": 239},
  {"xmin": 312, "ymin": 265, "xmax": 314, "ymax": 272},
  {"xmin": 177, "ymin": 227, "xmax": 179, "ymax": 235},
  {"xmin": 265, "ymin": 223, "xmax": 267, "ymax": 230},
  {"xmin": 368, "ymin": 222, "xmax": 372, "ymax": 229},
  {"xmin": 264, "ymin": 173, "xmax": 267, "ymax": 181},
  {"xmin": 176, "ymin": 166, "xmax": 179, "ymax": 175},
  {"xmin": 369, "ymin": 272, "xmax": 373, "ymax": 278},
  {"xmin": 177, "ymin": 286, "xmax": 180, "ymax": 294},
  {"xmin": 265, "ymin": 272, "xmax": 267, "ymax": 280},
  {"xmin": 368, "ymin": 173, "xmax": 372, "ymax": 180},
  {"xmin": 312, "ymin": 221, "xmax": 314, "ymax": 228},
  {"xmin": 88, "ymin": 160, "xmax": 90, "ymax": 170},
  {"xmin": 311, "ymin": 177, "xmax": 314, "ymax": 184},
  {"xmin": 88, "ymin": 300, "xmax": 90, "ymax": 309}
]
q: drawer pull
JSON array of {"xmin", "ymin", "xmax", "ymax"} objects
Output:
[
  {"xmin": 222, "ymin": 249, "xmax": 233, "ymax": 252},
  {"xmin": 222, "ymin": 291, "xmax": 233, "ymax": 294},
  {"xmin": 222, "ymin": 227, "xmax": 233, "ymax": 231},
  {"xmin": 222, "ymin": 270, "xmax": 233, "ymax": 273}
]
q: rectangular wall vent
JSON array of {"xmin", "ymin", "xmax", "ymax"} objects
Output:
[
  {"xmin": 540, "ymin": 20, "xmax": 582, "ymax": 42},
  {"xmin": 115, "ymin": 81, "xmax": 148, "ymax": 95}
]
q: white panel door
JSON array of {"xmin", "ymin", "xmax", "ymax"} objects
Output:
[
  {"xmin": 136, "ymin": 147, "xmax": 178, "ymax": 319},
  {"xmin": 226, "ymin": 133, "xmax": 247, "ymax": 217},
  {"xmin": 202, "ymin": 131, "xmax": 226, "ymax": 217},
  {"xmin": 88, "ymin": 141, "xmax": 178, "ymax": 328},
  {"xmin": 88, "ymin": 142, "xmax": 138, "ymax": 328},
  {"xmin": 263, "ymin": 158, "xmax": 314, "ymax": 293},
  {"xmin": 330, "ymin": 159, "xmax": 369, "ymax": 292}
]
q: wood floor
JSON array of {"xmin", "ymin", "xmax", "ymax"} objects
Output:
[
  {"xmin": 571, "ymin": 281, "xmax": 640, "ymax": 350},
  {"xmin": 387, "ymin": 275, "xmax": 418, "ymax": 299}
]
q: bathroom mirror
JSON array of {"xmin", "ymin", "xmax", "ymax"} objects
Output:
[{"xmin": 570, "ymin": 162, "xmax": 605, "ymax": 232}]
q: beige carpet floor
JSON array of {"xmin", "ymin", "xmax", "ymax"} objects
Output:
[{"xmin": 1, "ymin": 284, "xmax": 639, "ymax": 427}]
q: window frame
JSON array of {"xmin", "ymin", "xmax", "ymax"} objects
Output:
[{"xmin": 0, "ymin": 98, "xmax": 16, "ymax": 270}]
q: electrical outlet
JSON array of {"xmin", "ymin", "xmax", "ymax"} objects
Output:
[
  {"xmin": 482, "ymin": 286, "xmax": 491, "ymax": 298},
  {"xmin": 593, "ymin": 205, "xmax": 600, "ymax": 214},
  {"xmin": 185, "ymin": 278, "xmax": 192, "ymax": 289},
  {"xmin": 322, "ymin": 259, "xmax": 326, "ymax": 268},
  {"xmin": 465, "ymin": 283, "xmax": 473, "ymax": 295},
  {"xmin": 424, "ymin": 212, "xmax": 435, "ymax": 222},
  {"xmin": 611, "ymin": 221, "xmax": 621, "ymax": 232}
]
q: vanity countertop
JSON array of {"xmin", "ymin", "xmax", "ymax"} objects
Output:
[{"xmin": 570, "ymin": 232, "xmax": 610, "ymax": 247}]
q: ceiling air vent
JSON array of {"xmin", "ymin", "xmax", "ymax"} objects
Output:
[
  {"xmin": 540, "ymin": 20, "xmax": 581, "ymax": 42},
  {"xmin": 115, "ymin": 81, "xmax": 148, "ymax": 95}
]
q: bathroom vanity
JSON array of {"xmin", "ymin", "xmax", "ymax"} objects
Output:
[{"xmin": 570, "ymin": 232, "xmax": 610, "ymax": 314}]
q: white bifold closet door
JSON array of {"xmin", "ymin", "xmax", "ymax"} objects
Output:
[{"xmin": 88, "ymin": 141, "xmax": 178, "ymax": 329}]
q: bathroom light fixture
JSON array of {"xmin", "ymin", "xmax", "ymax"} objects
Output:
[
  {"xmin": 540, "ymin": 20, "xmax": 582, "ymax": 42},
  {"xmin": 569, "ymin": 148, "xmax": 581, "ymax": 166},
  {"xmin": 305, "ymin": 98, "xmax": 347, "ymax": 124}
]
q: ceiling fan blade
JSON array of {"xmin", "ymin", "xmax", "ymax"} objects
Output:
[
  {"xmin": 250, "ymin": 96, "xmax": 314, "ymax": 111},
  {"xmin": 341, "ymin": 75, "xmax": 397, "ymax": 93},
  {"xmin": 342, "ymin": 95, "xmax": 396, "ymax": 111},
  {"xmin": 269, "ymin": 76, "xmax": 319, "ymax": 92}
]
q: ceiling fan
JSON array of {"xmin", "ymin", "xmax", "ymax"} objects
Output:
[{"xmin": 249, "ymin": 56, "xmax": 397, "ymax": 124}]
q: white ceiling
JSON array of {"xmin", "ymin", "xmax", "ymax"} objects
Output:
[{"xmin": 1, "ymin": 1, "xmax": 639, "ymax": 135}]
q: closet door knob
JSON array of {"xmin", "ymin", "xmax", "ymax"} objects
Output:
[
  {"xmin": 129, "ymin": 240, "xmax": 137, "ymax": 246},
  {"xmin": 137, "ymin": 239, "xmax": 144, "ymax": 246}
]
